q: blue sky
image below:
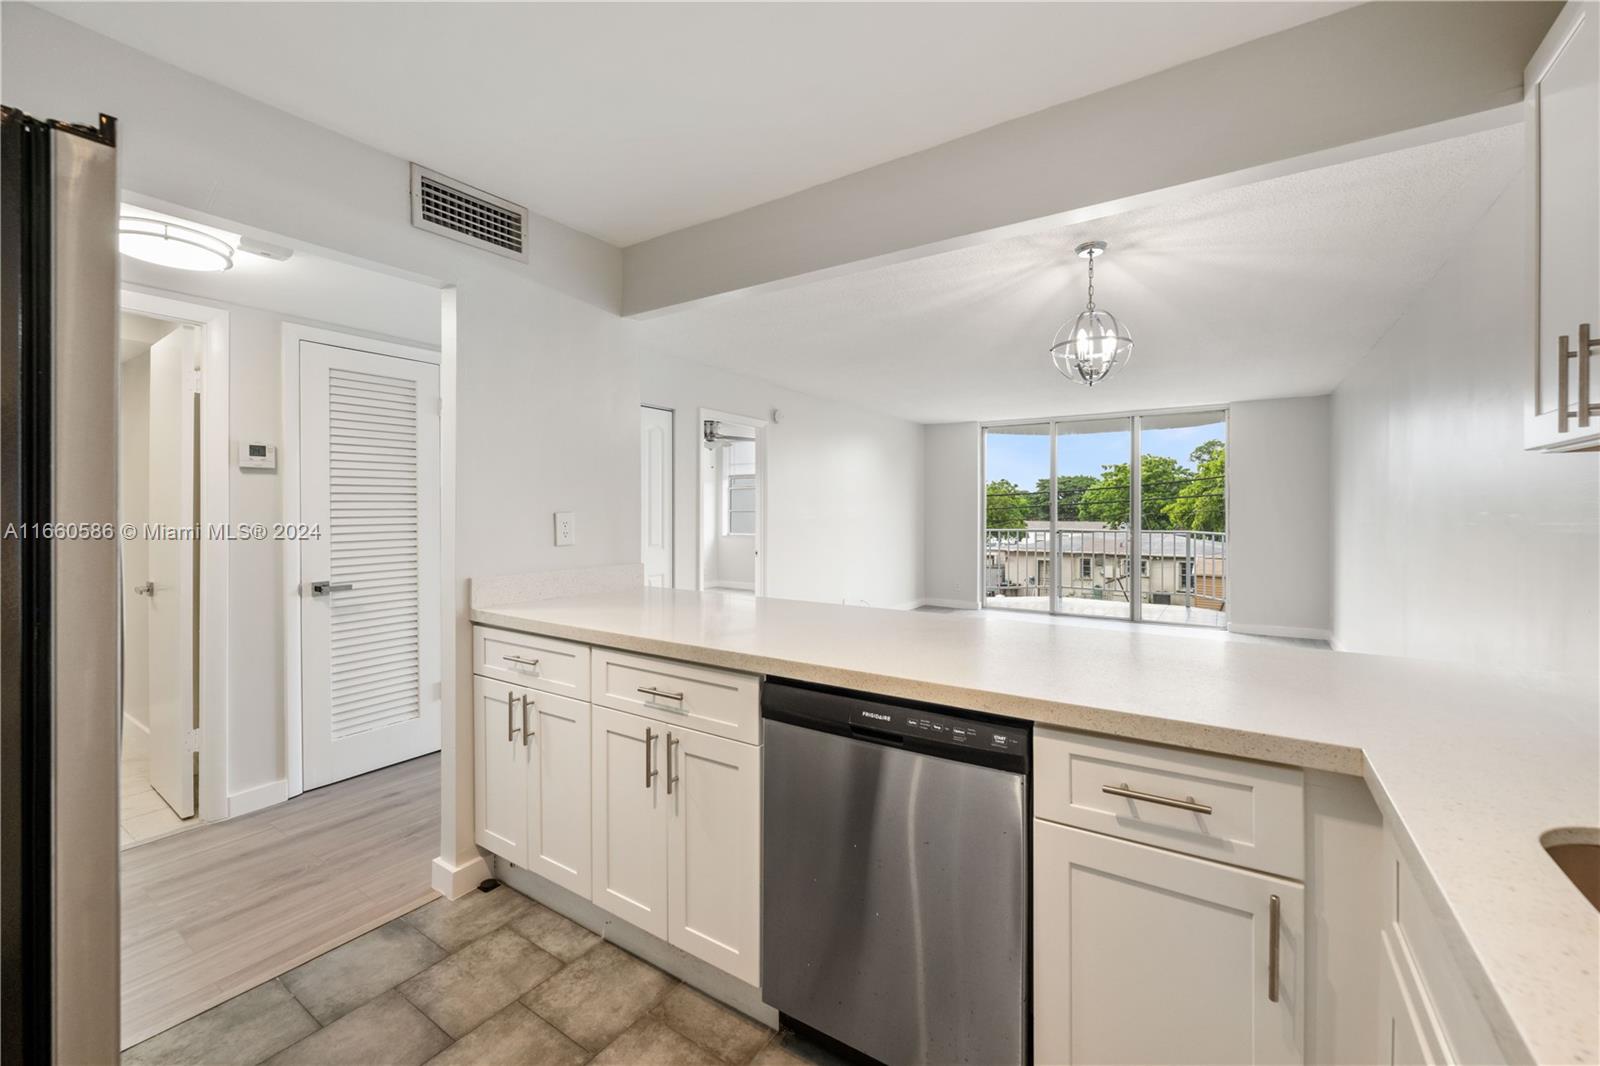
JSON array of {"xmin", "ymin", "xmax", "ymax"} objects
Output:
[{"xmin": 985, "ymin": 419, "xmax": 1223, "ymax": 485}]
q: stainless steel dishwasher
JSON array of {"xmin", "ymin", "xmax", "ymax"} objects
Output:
[{"xmin": 761, "ymin": 679, "xmax": 1030, "ymax": 1066}]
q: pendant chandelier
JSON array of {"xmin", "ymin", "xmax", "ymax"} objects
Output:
[{"xmin": 1050, "ymin": 240, "xmax": 1132, "ymax": 387}]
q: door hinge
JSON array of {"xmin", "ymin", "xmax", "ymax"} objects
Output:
[
  {"xmin": 185, "ymin": 366, "xmax": 203, "ymax": 393},
  {"xmin": 183, "ymin": 728, "xmax": 202, "ymax": 753}
]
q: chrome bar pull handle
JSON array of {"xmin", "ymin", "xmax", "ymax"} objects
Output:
[
  {"xmin": 666, "ymin": 732, "xmax": 680, "ymax": 795},
  {"xmin": 1268, "ymin": 894, "xmax": 1281, "ymax": 1004},
  {"xmin": 637, "ymin": 686, "xmax": 684, "ymax": 703},
  {"xmin": 521, "ymin": 695, "xmax": 533, "ymax": 747},
  {"xmin": 644, "ymin": 727, "xmax": 657, "ymax": 788},
  {"xmin": 1102, "ymin": 783, "xmax": 1213, "ymax": 815},
  {"xmin": 1581, "ymin": 322, "xmax": 1595, "ymax": 429},
  {"xmin": 506, "ymin": 691, "xmax": 519, "ymax": 743},
  {"xmin": 311, "ymin": 581, "xmax": 354, "ymax": 596},
  {"xmin": 504, "ymin": 654, "xmax": 540, "ymax": 670}
]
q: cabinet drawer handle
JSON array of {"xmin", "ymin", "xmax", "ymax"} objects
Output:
[
  {"xmin": 521, "ymin": 695, "xmax": 533, "ymax": 747},
  {"xmin": 506, "ymin": 691, "xmax": 520, "ymax": 743},
  {"xmin": 1102, "ymin": 783, "xmax": 1213, "ymax": 815},
  {"xmin": 644, "ymin": 727, "xmax": 658, "ymax": 788},
  {"xmin": 1558, "ymin": 323, "xmax": 1599, "ymax": 433},
  {"xmin": 637, "ymin": 685, "xmax": 684, "ymax": 703},
  {"xmin": 503, "ymin": 654, "xmax": 540, "ymax": 670},
  {"xmin": 1268, "ymin": 893, "xmax": 1281, "ymax": 1004},
  {"xmin": 666, "ymin": 732, "xmax": 680, "ymax": 795}
]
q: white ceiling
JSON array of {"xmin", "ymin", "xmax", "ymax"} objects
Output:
[
  {"xmin": 119, "ymin": 205, "xmax": 442, "ymax": 346},
  {"xmin": 633, "ymin": 126, "xmax": 1521, "ymax": 424},
  {"xmin": 50, "ymin": 2, "xmax": 1345, "ymax": 246}
]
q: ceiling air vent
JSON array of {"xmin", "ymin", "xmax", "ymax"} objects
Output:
[{"xmin": 409, "ymin": 164, "xmax": 527, "ymax": 261}]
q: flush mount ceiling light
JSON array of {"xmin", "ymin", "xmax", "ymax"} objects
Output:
[
  {"xmin": 118, "ymin": 216, "xmax": 234, "ymax": 272},
  {"xmin": 1049, "ymin": 240, "xmax": 1133, "ymax": 387}
]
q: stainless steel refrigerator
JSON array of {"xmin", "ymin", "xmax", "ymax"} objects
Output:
[{"xmin": 1, "ymin": 106, "xmax": 122, "ymax": 1065}]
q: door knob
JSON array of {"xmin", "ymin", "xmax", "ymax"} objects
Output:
[
  {"xmin": 133, "ymin": 581, "xmax": 155, "ymax": 597},
  {"xmin": 310, "ymin": 581, "xmax": 354, "ymax": 596}
]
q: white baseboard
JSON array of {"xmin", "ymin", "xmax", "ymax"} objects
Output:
[
  {"xmin": 919, "ymin": 597, "xmax": 980, "ymax": 610},
  {"xmin": 432, "ymin": 853, "xmax": 492, "ymax": 900},
  {"xmin": 494, "ymin": 859, "xmax": 777, "ymax": 1027},
  {"xmin": 1228, "ymin": 622, "xmax": 1333, "ymax": 642},
  {"xmin": 227, "ymin": 778, "xmax": 289, "ymax": 818},
  {"xmin": 708, "ymin": 580, "xmax": 754, "ymax": 592}
]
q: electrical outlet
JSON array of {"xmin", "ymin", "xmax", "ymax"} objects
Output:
[{"xmin": 554, "ymin": 511, "xmax": 575, "ymax": 547}]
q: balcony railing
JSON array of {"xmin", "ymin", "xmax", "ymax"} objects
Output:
[{"xmin": 983, "ymin": 527, "xmax": 1227, "ymax": 619}]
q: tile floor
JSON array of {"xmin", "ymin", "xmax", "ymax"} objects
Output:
[
  {"xmin": 124, "ymin": 885, "xmax": 843, "ymax": 1066},
  {"xmin": 121, "ymin": 750, "xmax": 200, "ymax": 850}
]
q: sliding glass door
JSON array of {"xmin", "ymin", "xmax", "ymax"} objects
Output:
[
  {"xmin": 981, "ymin": 409, "xmax": 1227, "ymax": 627},
  {"xmin": 982, "ymin": 424, "xmax": 1052, "ymax": 612},
  {"xmin": 1055, "ymin": 418, "xmax": 1134, "ymax": 620}
]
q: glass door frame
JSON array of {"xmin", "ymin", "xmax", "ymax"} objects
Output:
[{"xmin": 979, "ymin": 405, "xmax": 1230, "ymax": 628}]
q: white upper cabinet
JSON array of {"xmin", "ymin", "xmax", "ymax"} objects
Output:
[{"xmin": 1526, "ymin": 1, "xmax": 1600, "ymax": 451}]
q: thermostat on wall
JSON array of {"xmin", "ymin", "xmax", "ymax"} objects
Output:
[{"xmin": 238, "ymin": 441, "xmax": 277, "ymax": 470}]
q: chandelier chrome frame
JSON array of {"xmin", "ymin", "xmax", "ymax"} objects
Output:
[{"xmin": 1049, "ymin": 240, "xmax": 1133, "ymax": 387}]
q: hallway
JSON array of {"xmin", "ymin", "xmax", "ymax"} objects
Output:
[{"xmin": 121, "ymin": 754, "xmax": 441, "ymax": 1048}]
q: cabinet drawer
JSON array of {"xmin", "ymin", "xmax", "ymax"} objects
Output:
[
  {"xmin": 591, "ymin": 648, "xmax": 759, "ymax": 744},
  {"xmin": 474, "ymin": 626, "xmax": 590, "ymax": 700},
  {"xmin": 1035, "ymin": 727, "xmax": 1304, "ymax": 879}
]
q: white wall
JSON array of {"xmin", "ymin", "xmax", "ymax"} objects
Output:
[
  {"xmin": 923, "ymin": 422, "xmax": 982, "ymax": 607},
  {"xmin": 1229, "ymin": 396, "xmax": 1332, "ymax": 638},
  {"xmin": 118, "ymin": 349, "xmax": 152, "ymax": 741},
  {"xmin": 638, "ymin": 351, "xmax": 925, "ymax": 608},
  {"xmin": 1331, "ymin": 176, "xmax": 1598, "ymax": 676},
  {"xmin": 3, "ymin": 4, "xmax": 634, "ymax": 880}
]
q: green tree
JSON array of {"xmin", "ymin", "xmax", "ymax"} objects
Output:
[
  {"xmin": 1163, "ymin": 440, "xmax": 1226, "ymax": 532},
  {"xmin": 1078, "ymin": 455, "xmax": 1194, "ymax": 530},
  {"xmin": 986, "ymin": 479, "xmax": 1031, "ymax": 529},
  {"xmin": 1034, "ymin": 475, "xmax": 1097, "ymax": 521}
]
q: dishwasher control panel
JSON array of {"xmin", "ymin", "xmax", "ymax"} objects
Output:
[{"xmin": 850, "ymin": 703, "xmax": 1028, "ymax": 754}]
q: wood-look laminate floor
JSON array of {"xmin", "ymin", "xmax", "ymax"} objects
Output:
[{"xmin": 120, "ymin": 753, "xmax": 441, "ymax": 1050}]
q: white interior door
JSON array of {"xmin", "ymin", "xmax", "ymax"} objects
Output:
[
  {"xmin": 146, "ymin": 327, "xmax": 200, "ymax": 818},
  {"xmin": 640, "ymin": 406, "xmax": 673, "ymax": 588},
  {"xmin": 300, "ymin": 340, "xmax": 441, "ymax": 789}
]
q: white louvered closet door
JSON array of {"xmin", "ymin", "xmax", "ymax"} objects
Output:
[{"xmin": 300, "ymin": 341, "xmax": 441, "ymax": 789}]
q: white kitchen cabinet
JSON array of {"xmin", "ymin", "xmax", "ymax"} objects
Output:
[
  {"xmin": 1035, "ymin": 820, "xmax": 1304, "ymax": 1066},
  {"xmin": 1525, "ymin": 0, "xmax": 1600, "ymax": 451},
  {"xmin": 474, "ymin": 675, "xmax": 592, "ymax": 888},
  {"xmin": 1378, "ymin": 928, "xmax": 1449, "ymax": 1066},
  {"xmin": 591, "ymin": 704, "xmax": 670, "ymax": 938},
  {"xmin": 666, "ymin": 724, "xmax": 761, "ymax": 985},
  {"xmin": 526, "ymin": 689, "xmax": 592, "ymax": 897},
  {"xmin": 474, "ymin": 676, "xmax": 529, "ymax": 867}
]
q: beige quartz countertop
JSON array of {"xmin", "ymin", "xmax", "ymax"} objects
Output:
[{"xmin": 471, "ymin": 589, "xmax": 1599, "ymax": 1065}]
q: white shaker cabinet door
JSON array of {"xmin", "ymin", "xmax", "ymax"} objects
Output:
[
  {"xmin": 665, "ymin": 724, "xmax": 761, "ymax": 985},
  {"xmin": 1035, "ymin": 820, "xmax": 1304, "ymax": 1066},
  {"xmin": 1526, "ymin": 0, "xmax": 1600, "ymax": 449},
  {"xmin": 527, "ymin": 689, "xmax": 592, "ymax": 898},
  {"xmin": 474, "ymin": 677, "xmax": 529, "ymax": 868},
  {"xmin": 591, "ymin": 705, "xmax": 669, "ymax": 938}
]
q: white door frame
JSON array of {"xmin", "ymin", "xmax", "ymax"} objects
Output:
[
  {"xmin": 640, "ymin": 404, "xmax": 675, "ymax": 588},
  {"xmin": 281, "ymin": 323, "xmax": 443, "ymax": 798},
  {"xmin": 120, "ymin": 287, "xmax": 230, "ymax": 824},
  {"xmin": 696, "ymin": 407, "xmax": 767, "ymax": 597}
]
